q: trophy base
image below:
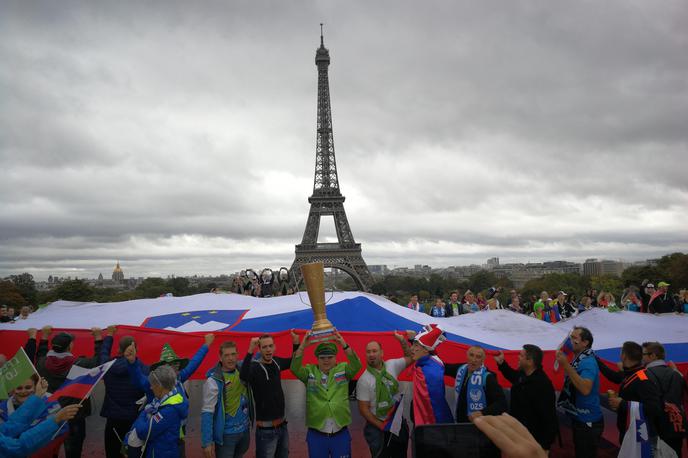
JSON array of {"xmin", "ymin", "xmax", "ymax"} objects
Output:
[{"xmin": 309, "ymin": 327, "xmax": 336, "ymax": 343}]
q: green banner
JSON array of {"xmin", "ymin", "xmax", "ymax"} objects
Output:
[{"xmin": 0, "ymin": 348, "xmax": 37, "ymax": 400}]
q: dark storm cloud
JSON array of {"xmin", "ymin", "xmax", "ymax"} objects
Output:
[{"xmin": 0, "ymin": 1, "xmax": 686, "ymax": 279}]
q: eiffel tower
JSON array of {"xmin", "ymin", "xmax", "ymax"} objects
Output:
[{"xmin": 291, "ymin": 27, "xmax": 374, "ymax": 291}]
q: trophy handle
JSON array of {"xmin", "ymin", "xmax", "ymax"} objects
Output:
[{"xmin": 295, "ymin": 270, "xmax": 335, "ymax": 306}]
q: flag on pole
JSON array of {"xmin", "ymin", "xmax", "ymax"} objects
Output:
[
  {"xmin": 47, "ymin": 360, "xmax": 115, "ymax": 403},
  {"xmin": 0, "ymin": 348, "xmax": 37, "ymax": 400},
  {"xmin": 553, "ymin": 334, "xmax": 575, "ymax": 372}
]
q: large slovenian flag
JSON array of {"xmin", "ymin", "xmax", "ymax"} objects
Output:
[
  {"xmin": 48, "ymin": 360, "xmax": 115, "ymax": 403},
  {"xmin": 0, "ymin": 291, "xmax": 686, "ymax": 395}
]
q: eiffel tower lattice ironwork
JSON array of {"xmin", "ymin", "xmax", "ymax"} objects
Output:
[{"xmin": 291, "ymin": 27, "xmax": 374, "ymax": 291}]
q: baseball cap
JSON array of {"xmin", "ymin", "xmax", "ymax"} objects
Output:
[{"xmin": 51, "ymin": 332, "xmax": 74, "ymax": 352}]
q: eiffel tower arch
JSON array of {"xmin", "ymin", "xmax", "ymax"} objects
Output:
[{"xmin": 291, "ymin": 27, "xmax": 374, "ymax": 292}]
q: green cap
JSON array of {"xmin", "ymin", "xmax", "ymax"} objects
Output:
[
  {"xmin": 657, "ymin": 281, "xmax": 670, "ymax": 288},
  {"xmin": 150, "ymin": 343, "xmax": 189, "ymax": 371},
  {"xmin": 315, "ymin": 342, "xmax": 338, "ymax": 357}
]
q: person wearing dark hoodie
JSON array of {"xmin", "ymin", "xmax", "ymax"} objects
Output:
[
  {"xmin": 32, "ymin": 325, "xmax": 104, "ymax": 458},
  {"xmin": 99, "ymin": 326, "xmax": 148, "ymax": 458}
]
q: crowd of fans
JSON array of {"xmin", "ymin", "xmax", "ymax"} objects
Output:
[
  {"xmin": 406, "ymin": 280, "xmax": 688, "ymax": 322},
  {"xmin": 0, "ymin": 304, "xmax": 33, "ymax": 323},
  {"xmin": 1, "ymin": 322, "xmax": 686, "ymax": 458},
  {"xmin": 229, "ymin": 269, "xmax": 294, "ymax": 298}
]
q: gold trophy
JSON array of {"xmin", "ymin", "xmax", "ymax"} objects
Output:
[{"xmin": 300, "ymin": 262, "xmax": 336, "ymax": 342}]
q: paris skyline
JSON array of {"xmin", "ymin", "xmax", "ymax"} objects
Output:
[{"xmin": 1, "ymin": 1, "xmax": 687, "ymax": 281}]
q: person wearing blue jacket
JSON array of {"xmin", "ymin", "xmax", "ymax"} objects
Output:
[
  {"xmin": 0, "ymin": 374, "xmax": 68, "ymax": 456},
  {"xmin": 125, "ymin": 333, "xmax": 214, "ymax": 457},
  {"xmin": 201, "ymin": 340, "xmax": 252, "ymax": 458},
  {"xmin": 99, "ymin": 326, "xmax": 148, "ymax": 458},
  {"xmin": 0, "ymin": 393, "xmax": 80, "ymax": 457},
  {"xmin": 125, "ymin": 365, "xmax": 189, "ymax": 458}
]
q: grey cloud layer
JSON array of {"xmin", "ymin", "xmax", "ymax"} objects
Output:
[{"xmin": 1, "ymin": 1, "xmax": 687, "ymax": 279}]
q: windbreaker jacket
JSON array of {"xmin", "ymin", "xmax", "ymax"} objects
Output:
[
  {"xmin": 290, "ymin": 350, "xmax": 362, "ymax": 431},
  {"xmin": 131, "ymin": 391, "xmax": 189, "ymax": 458},
  {"xmin": 200, "ymin": 363, "xmax": 253, "ymax": 448},
  {"xmin": 0, "ymin": 395, "xmax": 61, "ymax": 458}
]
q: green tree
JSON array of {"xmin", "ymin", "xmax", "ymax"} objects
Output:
[
  {"xmin": 0, "ymin": 280, "xmax": 29, "ymax": 308},
  {"xmin": 8, "ymin": 273, "xmax": 37, "ymax": 304},
  {"xmin": 467, "ymin": 270, "xmax": 498, "ymax": 294},
  {"xmin": 53, "ymin": 280, "xmax": 94, "ymax": 302},
  {"xmin": 621, "ymin": 265, "xmax": 660, "ymax": 287},
  {"xmin": 135, "ymin": 278, "xmax": 168, "ymax": 298},
  {"xmin": 522, "ymin": 273, "xmax": 591, "ymax": 300},
  {"xmin": 590, "ymin": 275, "xmax": 625, "ymax": 298},
  {"xmin": 167, "ymin": 277, "xmax": 190, "ymax": 296},
  {"xmin": 661, "ymin": 252, "xmax": 688, "ymax": 287}
]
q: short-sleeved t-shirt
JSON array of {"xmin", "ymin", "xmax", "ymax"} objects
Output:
[
  {"xmin": 572, "ymin": 356, "xmax": 602, "ymax": 423},
  {"xmin": 356, "ymin": 358, "xmax": 408, "ymax": 421}
]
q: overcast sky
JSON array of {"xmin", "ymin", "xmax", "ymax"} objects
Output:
[{"xmin": 1, "ymin": 1, "xmax": 687, "ymax": 281}]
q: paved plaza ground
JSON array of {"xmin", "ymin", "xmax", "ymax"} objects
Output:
[{"xmin": 63, "ymin": 380, "xmax": 627, "ymax": 457}]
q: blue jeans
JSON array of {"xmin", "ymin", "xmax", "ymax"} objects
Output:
[
  {"xmin": 216, "ymin": 430, "xmax": 250, "ymax": 458},
  {"xmin": 255, "ymin": 423, "xmax": 289, "ymax": 458},
  {"xmin": 306, "ymin": 428, "xmax": 351, "ymax": 458}
]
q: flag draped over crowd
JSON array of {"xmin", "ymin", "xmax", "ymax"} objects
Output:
[{"xmin": 1, "ymin": 292, "xmax": 686, "ymax": 391}]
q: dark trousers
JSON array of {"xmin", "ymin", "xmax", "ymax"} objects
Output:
[
  {"xmin": 105, "ymin": 418, "xmax": 134, "ymax": 458},
  {"xmin": 363, "ymin": 421, "xmax": 409, "ymax": 458},
  {"xmin": 571, "ymin": 419, "xmax": 603, "ymax": 458},
  {"xmin": 64, "ymin": 417, "xmax": 86, "ymax": 458}
]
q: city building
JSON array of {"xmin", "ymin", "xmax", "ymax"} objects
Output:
[
  {"xmin": 583, "ymin": 258, "xmax": 601, "ymax": 277},
  {"xmin": 112, "ymin": 261, "xmax": 125, "ymax": 283}
]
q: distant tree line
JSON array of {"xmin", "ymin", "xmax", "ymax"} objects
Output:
[{"xmin": 0, "ymin": 252, "xmax": 685, "ymax": 307}]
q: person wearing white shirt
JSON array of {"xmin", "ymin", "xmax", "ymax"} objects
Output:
[{"xmin": 356, "ymin": 332, "xmax": 415, "ymax": 458}]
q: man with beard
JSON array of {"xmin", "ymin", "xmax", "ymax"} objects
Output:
[
  {"xmin": 642, "ymin": 341, "xmax": 687, "ymax": 457},
  {"xmin": 356, "ymin": 332, "xmax": 414, "ymax": 457},
  {"xmin": 494, "ymin": 345, "xmax": 558, "ymax": 452},
  {"xmin": 597, "ymin": 342, "xmax": 662, "ymax": 447},
  {"xmin": 556, "ymin": 327, "xmax": 603, "ymax": 458}
]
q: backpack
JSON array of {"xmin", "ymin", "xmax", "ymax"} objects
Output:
[{"xmin": 646, "ymin": 366, "xmax": 687, "ymax": 439}]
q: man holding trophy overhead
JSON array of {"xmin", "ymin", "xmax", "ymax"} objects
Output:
[{"xmin": 290, "ymin": 262, "xmax": 362, "ymax": 458}]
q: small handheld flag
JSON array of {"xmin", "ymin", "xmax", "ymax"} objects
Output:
[
  {"xmin": 48, "ymin": 360, "xmax": 115, "ymax": 403},
  {"xmin": 553, "ymin": 334, "xmax": 575, "ymax": 372}
]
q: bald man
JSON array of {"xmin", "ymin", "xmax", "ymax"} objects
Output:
[
  {"xmin": 356, "ymin": 333, "xmax": 413, "ymax": 458},
  {"xmin": 445, "ymin": 346, "xmax": 506, "ymax": 457}
]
